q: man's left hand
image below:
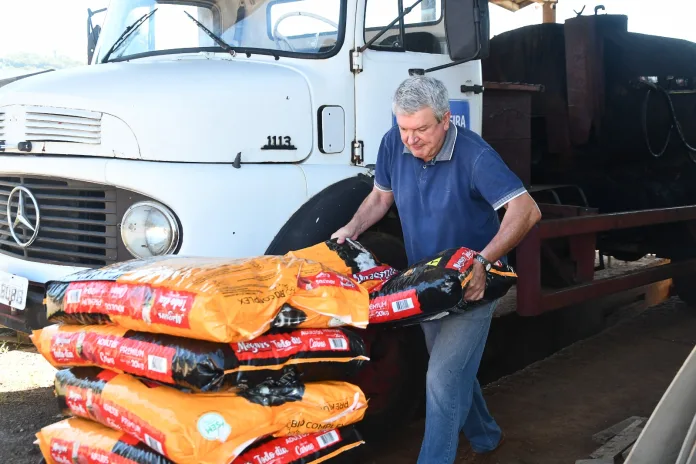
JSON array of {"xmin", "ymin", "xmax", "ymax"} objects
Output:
[{"xmin": 464, "ymin": 260, "xmax": 486, "ymax": 301}]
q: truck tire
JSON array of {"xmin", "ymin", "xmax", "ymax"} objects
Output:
[{"xmin": 349, "ymin": 231, "xmax": 428, "ymax": 443}]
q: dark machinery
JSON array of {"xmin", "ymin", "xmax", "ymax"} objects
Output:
[{"xmin": 480, "ymin": 13, "xmax": 696, "ymax": 313}]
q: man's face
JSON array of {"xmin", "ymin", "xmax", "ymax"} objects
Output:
[{"xmin": 396, "ymin": 107, "xmax": 450, "ymax": 161}]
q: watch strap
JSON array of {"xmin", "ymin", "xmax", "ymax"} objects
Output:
[{"xmin": 475, "ymin": 253, "xmax": 492, "ymax": 271}]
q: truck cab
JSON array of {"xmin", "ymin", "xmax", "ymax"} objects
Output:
[{"xmin": 0, "ymin": 0, "xmax": 489, "ymax": 331}]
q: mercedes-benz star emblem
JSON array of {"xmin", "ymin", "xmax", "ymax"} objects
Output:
[{"xmin": 7, "ymin": 186, "xmax": 41, "ymax": 248}]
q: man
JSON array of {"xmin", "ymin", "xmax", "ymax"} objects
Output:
[{"xmin": 332, "ymin": 76, "xmax": 541, "ymax": 463}]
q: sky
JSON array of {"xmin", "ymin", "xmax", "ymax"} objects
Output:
[
  {"xmin": 1, "ymin": 0, "xmax": 695, "ymax": 65},
  {"xmin": 0, "ymin": 0, "xmax": 109, "ymax": 63}
]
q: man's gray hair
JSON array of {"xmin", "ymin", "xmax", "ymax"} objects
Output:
[{"xmin": 392, "ymin": 76, "xmax": 450, "ymax": 122}]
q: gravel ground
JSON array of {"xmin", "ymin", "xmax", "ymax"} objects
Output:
[{"xmin": 0, "ymin": 349, "xmax": 60, "ymax": 464}]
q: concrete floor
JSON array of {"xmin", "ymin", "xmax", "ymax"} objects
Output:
[{"xmin": 357, "ymin": 297, "xmax": 695, "ymax": 463}]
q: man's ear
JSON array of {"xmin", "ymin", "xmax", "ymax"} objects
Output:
[{"xmin": 443, "ymin": 110, "xmax": 451, "ymax": 129}]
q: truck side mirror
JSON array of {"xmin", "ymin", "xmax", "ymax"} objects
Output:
[{"xmin": 444, "ymin": 0, "xmax": 490, "ymax": 61}]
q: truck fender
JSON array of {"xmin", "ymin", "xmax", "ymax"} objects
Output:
[{"xmin": 265, "ymin": 174, "xmax": 374, "ymax": 255}]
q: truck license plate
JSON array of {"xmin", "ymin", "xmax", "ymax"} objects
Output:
[{"xmin": 0, "ymin": 270, "xmax": 29, "ymax": 310}]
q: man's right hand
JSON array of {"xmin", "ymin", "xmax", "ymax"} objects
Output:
[
  {"xmin": 331, "ymin": 225, "xmax": 359, "ymax": 244},
  {"xmin": 330, "ymin": 187, "xmax": 394, "ymax": 245}
]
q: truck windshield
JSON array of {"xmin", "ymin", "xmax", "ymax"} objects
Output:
[{"xmin": 95, "ymin": 0, "xmax": 344, "ymax": 62}]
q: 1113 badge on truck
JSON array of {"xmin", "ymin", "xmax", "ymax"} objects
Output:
[{"xmin": 262, "ymin": 136, "xmax": 297, "ymax": 150}]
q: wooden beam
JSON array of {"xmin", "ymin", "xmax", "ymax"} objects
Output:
[
  {"xmin": 543, "ymin": 1, "xmax": 556, "ymax": 22},
  {"xmin": 489, "ymin": 0, "xmax": 521, "ymax": 11},
  {"xmin": 489, "ymin": 0, "xmax": 557, "ymax": 14}
]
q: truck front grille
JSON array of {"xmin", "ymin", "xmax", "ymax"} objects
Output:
[{"xmin": 0, "ymin": 176, "xmax": 119, "ymax": 267}]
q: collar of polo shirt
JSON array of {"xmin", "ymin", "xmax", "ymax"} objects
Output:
[{"xmin": 403, "ymin": 124, "xmax": 458, "ymax": 164}]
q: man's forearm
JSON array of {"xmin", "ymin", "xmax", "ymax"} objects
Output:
[
  {"xmin": 480, "ymin": 195, "xmax": 541, "ymax": 263},
  {"xmin": 347, "ymin": 190, "xmax": 393, "ymax": 236}
]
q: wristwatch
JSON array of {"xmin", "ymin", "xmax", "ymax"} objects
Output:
[{"xmin": 475, "ymin": 254, "xmax": 492, "ymax": 271}]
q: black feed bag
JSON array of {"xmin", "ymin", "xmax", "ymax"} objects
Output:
[{"xmin": 368, "ymin": 247, "xmax": 517, "ymax": 325}]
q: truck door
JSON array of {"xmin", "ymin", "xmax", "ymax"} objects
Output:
[{"xmin": 354, "ymin": 0, "xmax": 484, "ymax": 166}]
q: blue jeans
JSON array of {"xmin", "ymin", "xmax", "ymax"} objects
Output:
[{"xmin": 417, "ymin": 301, "xmax": 502, "ymax": 464}]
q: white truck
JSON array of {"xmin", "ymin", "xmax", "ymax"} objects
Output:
[
  {"xmin": 0, "ymin": 0, "xmax": 488, "ymax": 324},
  {"xmin": 0, "ymin": 0, "xmax": 489, "ymax": 434}
]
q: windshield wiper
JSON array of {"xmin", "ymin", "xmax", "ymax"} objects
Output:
[
  {"xmin": 101, "ymin": 9, "xmax": 158, "ymax": 63},
  {"xmin": 358, "ymin": 0, "xmax": 424, "ymax": 52},
  {"xmin": 183, "ymin": 11, "xmax": 243, "ymax": 58}
]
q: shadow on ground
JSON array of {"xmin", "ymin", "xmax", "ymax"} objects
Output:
[{"xmin": 0, "ymin": 387, "xmax": 61, "ymax": 464}]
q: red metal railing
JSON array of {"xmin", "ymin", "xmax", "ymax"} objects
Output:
[{"xmin": 516, "ymin": 205, "xmax": 696, "ymax": 316}]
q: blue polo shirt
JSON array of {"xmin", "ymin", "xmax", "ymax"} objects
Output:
[{"xmin": 374, "ymin": 124, "xmax": 526, "ymax": 266}]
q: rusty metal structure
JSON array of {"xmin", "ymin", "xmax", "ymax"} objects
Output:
[{"xmin": 482, "ymin": 12, "xmax": 696, "ymax": 315}]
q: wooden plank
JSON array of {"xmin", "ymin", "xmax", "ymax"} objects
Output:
[
  {"xmin": 592, "ymin": 416, "xmax": 648, "ymax": 444},
  {"xmin": 543, "ymin": 1, "xmax": 556, "ymax": 23},
  {"xmin": 590, "ymin": 420, "xmax": 644, "ymax": 459}
]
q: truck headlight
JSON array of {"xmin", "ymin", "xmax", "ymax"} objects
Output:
[{"xmin": 120, "ymin": 201, "xmax": 180, "ymax": 258}]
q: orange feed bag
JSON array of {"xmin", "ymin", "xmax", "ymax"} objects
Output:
[
  {"xmin": 287, "ymin": 239, "xmax": 398, "ymax": 293},
  {"xmin": 232, "ymin": 426, "xmax": 364, "ymax": 464},
  {"xmin": 44, "ymin": 254, "xmax": 369, "ymax": 343},
  {"xmin": 55, "ymin": 367, "xmax": 367, "ymax": 464},
  {"xmin": 37, "ymin": 417, "xmax": 174, "ymax": 464}
]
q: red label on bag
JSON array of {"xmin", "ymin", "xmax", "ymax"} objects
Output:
[
  {"xmin": 352, "ymin": 265, "xmax": 398, "ymax": 284},
  {"xmin": 445, "ymin": 248, "xmax": 503, "ymax": 272},
  {"xmin": 445, "ymin": 248, "xmax": 476, "ymax": 272},
  {"xmin": 62, "ymin": 382, "xmax": 168, "ymax": 457},
  {"xmin": 298, "ymin": 271, "xmax": 359, "ymax": 292},
  {"xmin": 49, "ymin": 331, "xmax": 87, "ymax": 365},
  {"xmin": 116, "ymin": 408, "xmax": 168, "ymax": 457},
  {"xmin": 50, "ymin": 438, "xmax": 138, "ymax": 464},
  {"xmin": 64, "ymin": 384, "xmax": 114, "ymax": 431},
  {"xmin": 369, "ymin": 289, "xmax": 422, "ymax": 323},
  {"xmin": 234, "ymin": 429, "xmax": 343, "ymax": 463},
  {"xmin": 64, "ymin": 385, "xmax": 95, "ymax": 419},
  {"xmin": 49, "ymin": 438, "xmax": 74, "ymax": 464},
  {"xmin": 50, "ymin": 331, "xmax": 177, "ymax": 384},
  {"xmin": 63, "ymin": 282, "xmax": 147, "ymax": 316},
  {"xmin": 78, "ymin": 445, "xmax": 128, "ymax": 464},
  {"xmin": 63, "ymin": 282, "xmax": 195, "ymax": 329},
  {"xmin": 146, "ymin": 288, "xmax": 196, "ymax": 328},
  {"xmin": 115, "ymin": 338, "xmax": 176, "ymax": 384},
  {"xmin": 232, "ymin": 329, "xmax": 350, "ymax": 361}
]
